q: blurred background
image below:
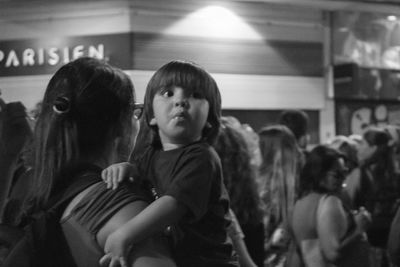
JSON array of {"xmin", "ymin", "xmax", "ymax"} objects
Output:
[{"xmin": 1, "ymin": 0, "xmax": 400, "ymax": 145}]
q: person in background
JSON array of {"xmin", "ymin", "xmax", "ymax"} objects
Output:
[
  {"xmin": 221, "ymin": 116, "xmax": 262, "ymax": 168},
  {"xmin": 383, "ymin": 124, "xmax": 400, "ymax": 177},
  {"xmin": 355, "ymin": 127, "xmax": 397, "ymax": 267},
  {"xmin": 23, "ymin": 57, "xmax": 176, "ymax": 267},
  {"xmin": 0, "ymin": 100, "xmax": 44, "ymax": 226},
  {"xmin": 257, "ymin": 125, "xmax": 300, "ymax": 267},
  {"xmin": 0, "ymin": 97, "xmax": 32, "ymax": 223},
  {"xmin": 214, "ymin": 117, "xmax": 264, "ymax": 267},
  {"xmin": 291, "ymin": 145, "xmax": 371, "ymax": 267},
  {"xmin": 277, "ymin": 109, "xmax": 310, "ymax": 193},
  {"xmin": 1, "ymin": 100, "xmax": 41, "ymax": 226},
  {"xmin": 101, "ymin": 60, "xmax": 238, "ymax": 267},
  {"xmin": 278, "ymin": 109, "xmax": 310, "ymax": 151},
  {"xmin": 327, "ymin": 135, "xmax": 360, "ymax": 208},
  {"xmin": 388, "ymin": 200, "xmax": 400, "ymax": 267}
]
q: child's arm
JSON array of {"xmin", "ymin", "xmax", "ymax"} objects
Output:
[
  {"xmin": 101, "ymin": 162, "xmax": 139, "ymax": 190},
  {"xmin": 99, "ymin": 195, "xmax": 187, "ymax": 267}
]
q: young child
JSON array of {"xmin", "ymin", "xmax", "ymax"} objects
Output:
[{"xmin": 100, "ymin": 60, "xmax": 238, "ymax": 267}]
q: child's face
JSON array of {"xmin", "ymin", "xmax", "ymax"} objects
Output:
[{"xmin": 150, "ymin": 86, "xmax": 209, "ymax": 148}]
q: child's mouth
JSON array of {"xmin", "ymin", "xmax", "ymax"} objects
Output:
[{"xmin": 173, "ymin": 113, "xmax": 187, "ymax": 122}]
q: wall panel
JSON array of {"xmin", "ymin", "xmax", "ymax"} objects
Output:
[
  {"xmin": 132, "ymin": 33, "xmax": 323, "ymax": 76},
  {"xmin": 0, "ymin": 0, "xmax": 331, "ymax": 142},
  {"xmin": 132, "ymin": 0, "xmax": 323, "ymax": 42}
]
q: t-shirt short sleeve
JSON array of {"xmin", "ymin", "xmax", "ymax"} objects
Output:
[{"xmin": 164, "ymin": 146, "xmax": 218, "ymax": 222}]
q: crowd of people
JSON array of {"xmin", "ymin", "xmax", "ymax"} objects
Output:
[{"xmin": 1, "ymin": 57, "xmax": 400, "ymax": 267}]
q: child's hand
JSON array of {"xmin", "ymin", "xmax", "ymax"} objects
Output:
[
  {"xmin": 101, "ymin": 162, "xmax": 135, "ymax": 190},
  {"xmin": 99, "ymin": 230, "xmax": 130, "ymax": 267}
]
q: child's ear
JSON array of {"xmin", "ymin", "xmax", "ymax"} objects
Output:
[{"xmin": 149, "ymin": 117, "xmax": 157, "ymax": 126}]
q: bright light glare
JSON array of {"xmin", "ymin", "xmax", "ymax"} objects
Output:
[
  {"xmin": 165, "ymin": 6, "xmax": 262, "ymax": 40},
  {"xmin": 387, "ymin": 15, "xmax": 397, "ymax": 22}
]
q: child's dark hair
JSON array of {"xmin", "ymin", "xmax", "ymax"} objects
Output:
[
  {"xmin": 143, "ymin": 60, "xmax": 221, "ymax": 146},
  {"xmin": 29, "ymin": 57, "xmax": 135, "ymax": 209}
]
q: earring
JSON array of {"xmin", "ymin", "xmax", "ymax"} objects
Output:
[
  {"xmin": 205, "ymin": 122, "xmax": 212, "ymax": 128},
  {"xmin": 149, "ymin": 118, "xmax": 157, "ymax": 125}
]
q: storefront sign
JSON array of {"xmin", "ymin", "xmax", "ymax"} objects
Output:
[{"xmin": 0, "ymin": 33, "xmax": 132, "ymax": 76}]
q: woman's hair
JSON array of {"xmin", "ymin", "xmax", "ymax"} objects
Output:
[
  {"xmin": 361, "ymin": 127, "xmax": 391, "ymax": 166},
  {"xmin": 214, "ymin": 118, "xmax": 263, "ymax": 226},
  {"xmin": 299, "ymin": 145, "xmax": 344, "ymax": 196},
  {"xmin": 257, "ymin": 125, "xmax": 299, "ymax": 230},
  {"xmin": 328, "ymin": 135, "xmax": 359, "ymax": 171},
  {"xmin": 278, "ymin": 109, "xmax": 309, "ymax": 141},
  {"xmin": 384, "ymin": 124, "xmax": 400, "ymax": 149},
  {"xmin": 29, "ymin": 57, "xmax": 135, "ymax": 209},
  {"xmin": 143, "ymin": 60, "xmax": 221, "ymax": 146},
  {"xmin": 361, "ymin": 127, "xmax": 395, "ymax": 185},
  {"xmin": 363, "ymin": 126, "xmax": 391, "ymax": 147}
]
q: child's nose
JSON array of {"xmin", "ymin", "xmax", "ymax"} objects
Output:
[
  {"xmin": 174, "ymin": 91, "xmax": 188, "ymax": 107},
  {"xmin": 174, "ymin": 99, "xmax": 188, "ymax": 107}
]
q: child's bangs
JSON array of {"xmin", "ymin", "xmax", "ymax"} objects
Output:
[{"xmin": 155, "ymin": 65, "xmax": 214, "ymax": 98}]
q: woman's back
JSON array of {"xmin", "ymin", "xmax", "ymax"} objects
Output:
[
  {"xmin": 292, "ymin": 193, "xmax": 364, "ymax": 267},
  {"xmin": 291, "ymin": 145, "xmax": 371, "ymax": 267},
  {"xmin": 292, "ymin": 193, "xmax": 322, "ymax": 243}
]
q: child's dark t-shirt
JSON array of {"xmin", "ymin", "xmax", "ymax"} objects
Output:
[{"xmin": 138, "ymin": 141, "xmax": 238, "ymax": 267}]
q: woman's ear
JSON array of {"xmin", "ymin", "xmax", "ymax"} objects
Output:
[{"xmin": 149, "ymin": 117, "xmax": 157, "ymax": 126}]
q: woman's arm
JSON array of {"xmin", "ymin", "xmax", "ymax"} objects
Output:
[
  {"xmin": 111, "ymin": 195, "xmax": 186, "ymax": 245},
  {"xmin": 228, "ymin": 209, "xmax": 257, "ymax": 267},
  {"xmin": 231, "ymin": 237, "xmax": 257, "ymax": 267},
  {"xmin": 100, "ymin": 195, "xmax": 186, "ymax": 266},
  {"xmin": 317, "ymin": 195, "xmax": 369, "ymax": 263},
  {"xmin": 97, "ymin": 197, "xmax": 176, "ymax": 267}
]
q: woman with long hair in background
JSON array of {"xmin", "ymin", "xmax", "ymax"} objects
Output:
[
  {"xmin": 214, "ymin": 117, "xmax": 264, "ymax": 267},
  {"xmin": 257, "ymin": 125, "xmax": 300, "ymax": 267}
]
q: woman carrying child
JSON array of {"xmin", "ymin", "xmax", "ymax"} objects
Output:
[{"xmin": 23, "ymin": 57, "xmax": 175, "ymax": 267}]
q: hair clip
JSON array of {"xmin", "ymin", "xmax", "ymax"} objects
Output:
[{"xmin": 53, "ymin": 96, "xmax": 71, "ymax": 114}]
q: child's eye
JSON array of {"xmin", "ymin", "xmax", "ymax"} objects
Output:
[
  {"xmin": 191, "ymin": 92, "xmax": 203, "ymax": 99},
  {"xmin": 160, "ymin": 89, "xmax": 173, "ymax": 97}
]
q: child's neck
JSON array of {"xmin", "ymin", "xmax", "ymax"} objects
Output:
[
  {"xmin": 162, "ymin": 142, "xmax": 187, "ymax": 151},
  {"xmin": 160, "ymin": 136, "xmax": 202, "ymax": 151},
  {"xmin": 161, "ymin": 139, "xmax": 203, "ymax": 151}
]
